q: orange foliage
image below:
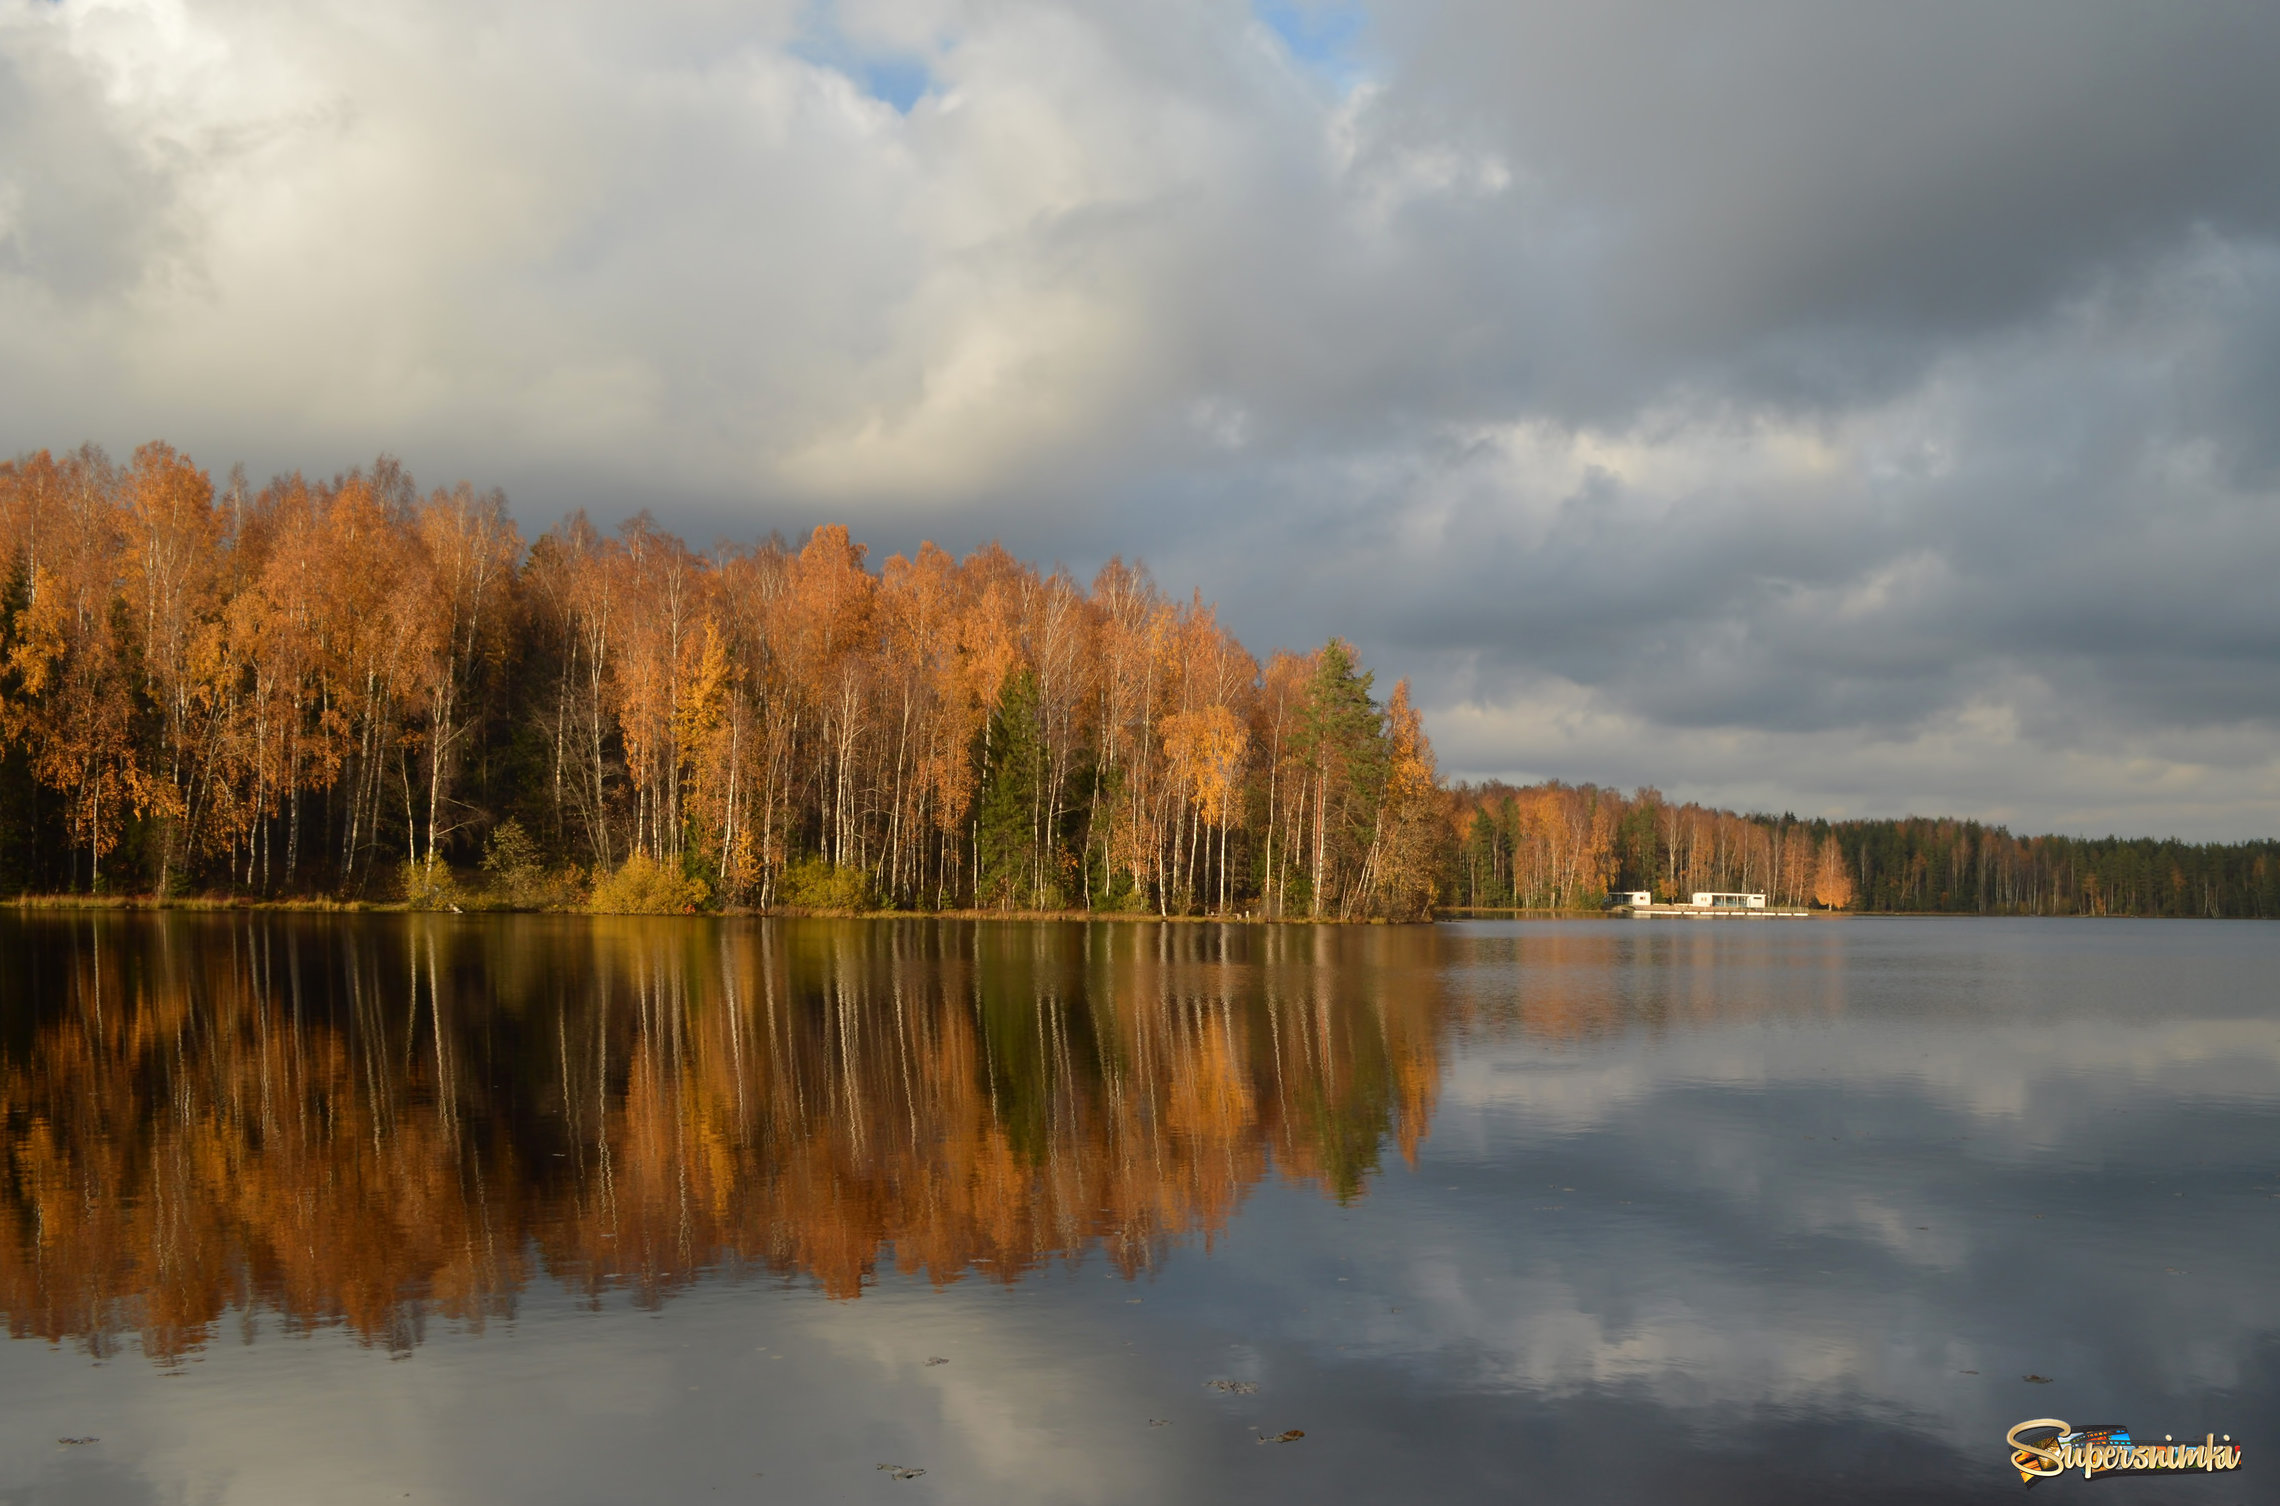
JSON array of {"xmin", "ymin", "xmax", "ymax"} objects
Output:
[{"xmin": 0, "ymin": 442, "xmax": 1439, "ymax": 916}]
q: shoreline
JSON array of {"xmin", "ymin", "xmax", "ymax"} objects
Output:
[
  {"xmin": 1, "ymin": 895, "xmax": 1423, "ymax": 924},
  {"xmin": 2, "ymin": 896, "xmax": 2242, "ymax": 922}
]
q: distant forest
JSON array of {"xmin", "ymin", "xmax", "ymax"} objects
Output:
[
  {"xmin": 0, "ymin": 444, "xmax": 1440, "ymax": 916},
  {"xmin": 1447, "ymin": 782, "xmax": 2280, "ymax": 918}
]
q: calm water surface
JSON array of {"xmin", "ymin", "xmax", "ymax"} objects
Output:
[{"xmin": 0, "ymin": 915, "xmax": 2274, "ymax": 1505}]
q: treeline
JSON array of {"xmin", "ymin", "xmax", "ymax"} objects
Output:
[
  {"xmin": 1448, "ymin": 782, "xmax": 2280, "ymax": 917},
  {"xmin": 0, "ymin": 443, "xmax": 1440, "ymax": 917}
]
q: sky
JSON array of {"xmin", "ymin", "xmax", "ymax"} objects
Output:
[{"xmin": 3, "ymin": 0, "xmax": 2279, "ymax": 840}]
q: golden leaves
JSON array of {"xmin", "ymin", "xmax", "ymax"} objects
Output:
[
  {"xmin": 1163, "ymin": 705, "xmax": 1248, "ymax": 828},
  {"xmin": 0, "ymin": 440, "xmax": 1445, "ymax": 917}
]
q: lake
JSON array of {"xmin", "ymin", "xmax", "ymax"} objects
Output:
[{"xmin": 1, "ymin": 914, "xmax": 2272, "ymax": 1504}]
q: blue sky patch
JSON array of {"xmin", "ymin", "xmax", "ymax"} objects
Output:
[
  {"xmin": 791, "ymin": 2, "xmax": 935, "ymax": 114},
  {"xmin": 855, "ymin": 56, "xmax": 932, "ymax": 114},
  {"xmin": 1252, "ymin": 1, "xmax": 1368, "ymax": 90}
]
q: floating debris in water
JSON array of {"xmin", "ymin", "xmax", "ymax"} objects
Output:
[
  {"xmin": 57, "ymin": 1438, "xmax": 98, "ymax": 1447},
  {"xmin": 1205, "ymin": 1379, "xmax": 1258, "ymax": 1394},
  {"xmin": 1255, "ymin": 1430, "xmax": 1306, "ymax": 1445},
  {"xmin": 2023, "ymin": 1374, "xmax": 2054, "ymax": 1384},
  {"xmin": 925, "ymin": 1356, "xmax": 949, "ymax": 1366},
  {"xmin": 1148, "ymin": 1418, "xmax": 1172, "ymax": 1428},
  {"xmin": 877, "ymin": 1464, "xmax": 926, "ymax": 1481}
]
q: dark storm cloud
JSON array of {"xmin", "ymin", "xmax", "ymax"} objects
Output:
[
  {"xmin": 1380, "ymin": 0, "xmax": 2280, "ymax": 407},
  {"xmin": 3, "ymin": 0, "xmax": 2279, "ymax": 835}
]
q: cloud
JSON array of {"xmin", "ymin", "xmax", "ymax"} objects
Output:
[{"xmin": 3, "ymin": 0, "xmax": 2279, "ymax": 835}]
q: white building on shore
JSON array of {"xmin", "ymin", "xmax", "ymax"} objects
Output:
[
  {"xmin": 1619, "ymin": 890, "xmax": 1802, "ymax": 917},
  {"xmin": 1688, "ymin": 892, "xmax": 1766, "ymax": 910}
]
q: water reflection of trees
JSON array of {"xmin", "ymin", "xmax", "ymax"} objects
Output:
[{"xmin": 0, "ymin": 917, "xmax": 1445, "ymax": 1361}]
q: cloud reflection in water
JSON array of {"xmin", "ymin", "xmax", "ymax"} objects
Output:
[{"xmin": 0, "ymin": 914, "xmax": 2273, "ymax": 1505}]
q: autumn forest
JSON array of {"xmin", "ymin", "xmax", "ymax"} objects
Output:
[
  {"xmin": 5, "ymin": 441, "xmax": 2279, "ymax": 921},
  {"xmin": 0, "ymin": 444, "xmax": 1439, "ymax": 918}
]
